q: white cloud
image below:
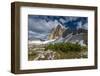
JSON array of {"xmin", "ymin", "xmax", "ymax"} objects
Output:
[
  {"xmin": 64, "ymin": 17, "xmax": 78, "ymax": 22},
  {"xmin": 76, "ymin": 21, "xmax": 88, "ymax": 30},
  {"xmin": 83, "ymin": 23, "xmax": 88, "ymax": 30},
  {"xmin": 59, "ymin": 18, "xmax": 66, "ymax": 23},
  {"xmin": 29, "ymin": 18, "xmax": 50, "ymax": 33},
  {"xmin": 28, "ymin": 30, "xmax": 48, "ymax": 40},
  {"xmin": 76, "ymin": 21, "xmax": 83, "ymax": 29}
]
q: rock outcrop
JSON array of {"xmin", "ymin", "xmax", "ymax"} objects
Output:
[{"xmin": 48, "ymin": 24, "xmax": 66, "ymax": 40}]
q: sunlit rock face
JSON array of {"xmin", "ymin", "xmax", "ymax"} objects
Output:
[{"xmin": 48, "ymin": 24, "xmax": 66, "ymax": 40}]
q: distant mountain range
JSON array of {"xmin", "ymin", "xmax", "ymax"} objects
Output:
[{"xmin": 47, "ymin": 24, "xmax": 88, "ymax": 46}]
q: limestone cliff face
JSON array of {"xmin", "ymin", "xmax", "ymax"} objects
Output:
[{"xmin": 48, "ymin": 24, "xmax": 65, "ymax": 40}]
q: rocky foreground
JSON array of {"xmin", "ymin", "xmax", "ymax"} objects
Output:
[{"xmin": 28, "ymin": 43, "xmax": 88, "ymax": 61}]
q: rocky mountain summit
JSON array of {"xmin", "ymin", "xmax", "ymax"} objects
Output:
[
  {"xmin": 47, "ymin": 24, "xmax": 87, "ymax": 46},
  {"xmin": 48, "ymin": 24, "xmax": 66, "ymax": 40}
]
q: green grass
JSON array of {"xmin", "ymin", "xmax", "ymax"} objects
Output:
[
  {"xmin": 44, "ymin": 42, "xmax": 87, "ymax": 59},
  {"xmin": 45, "ymin": 42, "xmax": 82, "ymax": 52}
]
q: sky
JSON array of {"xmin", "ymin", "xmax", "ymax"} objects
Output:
[{"xmin": 28, "ymin": 15, "xmax": 88, "ymax": 41}]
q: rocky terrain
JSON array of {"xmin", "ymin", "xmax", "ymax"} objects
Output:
[
  {"xmin": 28, "ymin": 24, "xmax": 88, "ymax": 61},
  {"xmin": 48, "ymin": 24, "xmax": 66, "ymax": 40}
]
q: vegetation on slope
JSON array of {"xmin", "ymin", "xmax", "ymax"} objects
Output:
[{"xmin": 45, "ymin": 42, "xmax": 82, "ymax": 52}]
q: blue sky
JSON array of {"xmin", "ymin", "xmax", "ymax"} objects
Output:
[{"xmin": 28, "ymin": 15, "xmax": 88, "ymax": 40}]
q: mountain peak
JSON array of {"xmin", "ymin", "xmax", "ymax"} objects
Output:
[{"xmin": 48, "ymin": 24, "xmax": 66, "ymax": 40}]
